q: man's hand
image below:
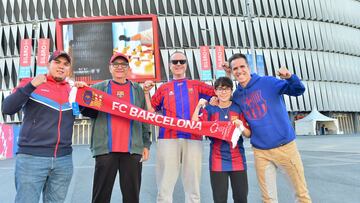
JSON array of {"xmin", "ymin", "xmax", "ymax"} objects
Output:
[
  {"xmin": 277, "ymin": 67, "xmax": 292, "ymax": 79},
  {"xmin": 31, "ymin": 74, "xmax": 47, "ymax": 87},
  {"xmin": 197, "ymin": 98, "xmax": 208, "ymax": 109},
  {"xmin": 232, "ymin": 119, "xmax": 245, "ymax": 132},
  {"xmin": 141, "ymin": 148, "xmax": 150, "ymax": 162},
  {"xmin": 209, "ymin": 96, "xmax": 219, "ymax": 106},
  {"xmin": 143, "ymin": 80, "xmax": 155, "ymax": 93},
  {"xmin": 74, "ymin": 81, "xmax": 88, "ymax": 88},
  {"xmin": 222, "ymin": 62, "xmax": 231, "ymax": 74}
]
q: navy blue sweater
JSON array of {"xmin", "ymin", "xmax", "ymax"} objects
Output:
[{"xmin": 2, "ymin": 76, "xmax": 75, "ymax": 157}]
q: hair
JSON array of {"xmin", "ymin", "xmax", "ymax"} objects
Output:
[
  {"xmin": 214, "ymin": 77, "xmax": 233, "ymax": 90},
  {"xmin": 169, "ymin": 51, "xmax": 187, "ymax": 60},
  {"xmin": 168, "ymin": 51, "xmax": 188, "ymax": 68},
  {"xmin": 228, "ymin": 53, "xmax": 248, "ymax": 68}
]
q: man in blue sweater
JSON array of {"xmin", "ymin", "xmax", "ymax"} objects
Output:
[{"xmin": 224, "ymin": 53, "xmax": 311, "ymax": 203}]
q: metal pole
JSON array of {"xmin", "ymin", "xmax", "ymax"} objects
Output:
[
  {"xmin": 201, "ymin": 27, "xmax": 215, "ymax": 81},
  {"xmin": 32, "ymin": 21, "xmax": 38, "ymax": 76},
  {"xmin": 245, "ymin": 0, "xmax": 257, "ymax": 73}
]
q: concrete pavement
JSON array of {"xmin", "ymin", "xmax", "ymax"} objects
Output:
[{"xmin": 1, "ymin": 135, "xmax": 359, "ymax": 202}]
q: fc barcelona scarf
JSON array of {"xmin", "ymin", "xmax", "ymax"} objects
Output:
[{"xmin": 71, "ymin": 86, "xmax": 241, "ymax": 147}]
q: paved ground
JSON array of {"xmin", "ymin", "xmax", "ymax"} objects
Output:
[{"xmin": 1, "ymin": 134, "xmax": 360, "ymax": 203}]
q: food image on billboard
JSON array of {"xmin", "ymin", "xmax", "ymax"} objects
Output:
[
  {"xmin": 112, "ymin": 21, "xmax": 155, "ymax": 80},
  {"xmin": 58, "ymin": 15, "xmax": 160, "ymax": 83}
]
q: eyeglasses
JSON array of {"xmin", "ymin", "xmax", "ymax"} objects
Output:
[
  {"xmin": 215, "ymin": 87, "xmax": 232, "ymax": 92},
  {"xmin": 111, "ymin": 62, "xmax": 129, "ymax": 69},
  {"xmin": 171, "ymin": 60, "xmax": 187, "ymax": 65}
]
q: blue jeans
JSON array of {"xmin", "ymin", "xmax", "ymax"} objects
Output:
[{"xmin": 15, "ymin": 154, "xmax": 73, "ymax": 203}]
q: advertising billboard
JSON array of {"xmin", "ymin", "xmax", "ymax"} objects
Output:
[{"xmin": 56, "ymin": 15, "xmax": 160, "ymax": 83}]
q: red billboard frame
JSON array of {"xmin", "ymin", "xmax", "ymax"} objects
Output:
[{"xmin": 55, "ymin": 15, "xmax": 161, "ymax": 83}]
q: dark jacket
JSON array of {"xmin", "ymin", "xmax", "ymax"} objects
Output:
[{"xmin": 1, "ymin": 76, "xmax": 75, "ymax": 157}]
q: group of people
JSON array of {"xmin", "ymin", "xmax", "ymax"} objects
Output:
[{"xmin": 2, "ymin": 50, "xmax": 312, "ymax": 203}]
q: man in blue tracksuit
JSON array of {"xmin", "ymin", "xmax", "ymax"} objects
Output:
[
  {"xmin": 224, "ymin": 53, "xmax": 311, "ymax": 203},
  {"xmin": 2, "ymin": 51, "xmax": 75, "ymax": 203}
]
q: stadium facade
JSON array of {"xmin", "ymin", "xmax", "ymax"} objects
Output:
[{"xmin": 1, "ymin": 0, "xmax": 360, "ymax": 135}]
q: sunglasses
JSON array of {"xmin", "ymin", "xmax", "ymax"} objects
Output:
[{"xmin": 171, "ymin": 60, "xmax": 187, "ymax": 65}]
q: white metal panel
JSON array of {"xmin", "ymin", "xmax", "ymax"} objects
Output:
[
  {"xmin": 263, "ymin": 49, "xmax": 273, "ymax": 76},
  {"xmin": 281, "ymin": 19, "xmax": 291, "ymax": 48},
  {"xmin": 174, "ymin": 16, "xmax": 183, "ymax": 47},
  {"xmin": 319, "ymin": 0, "xmax": 330, "ymax": 22},
  {"xmin": 253, "ymin": 18, "xmax": 263, "ymax": 48},
  {"xmin": 270, "ymin": 50, "xmax": 280, "ymax": 76},
  {"xmin": 298, "ymin": 51, "xmax": 308, "ymax": 80},
  {"xmin": 185, "ymin": 49, "xmax": 195, "ymax": 78},
  {"xmin": 166, "ymin": 17, "xmax": 176, "ymax": 48},
  {"xmin": 262, "ymin": 0, "xmax": 270, "ymax": 16},
  {"xmin": 307, "ymin": 21, "xmax": 317, "ymax": 50},
  {"xmin": 229, "ymin": 17, "xmax": 240, "ymax": 47},
  {"xmin": 314, "ymin": 81, "xmax": 323, "ymax": 110},
  {"xmin": 160, "ymin": 49, "xmax": 170, "ymax": 80},
  {"xmin": 3, "ymin": 26, "xmax": 12, "ymax": 56},
  {"xmin": 267, "ymin": 18, "xmax": 278, "ymax": 48},
  {"xmin": 319, "ymin": 82, "xmax": 329, "ymax": 110},
  {"xmin": 296, "ymin": 0, "xmax": 305, "ymax": 18},
  {"xmin": 254, "ymin": 0, "xmax": 263, "ymax": 16},
  {"xmin": 294, "ymin": 20, "xmax": 305, "ymax": 50},
  {"xmin": 10, "ymin": 25, "xmax": 19, "ymax": 55},
  {"xmin": 158, "ymin": 17, "xmax": 167, "ymax": 48},
  {"xmin": 308, "ymin": 0, "xmax": 318, "ymax": 20},
  {"xmin": 288, "ymin": 20, "xmax": 298, "ymax": 49},
  {"xmin": 302, "ymin": 0, "xmax": 311, "ymax": 19},
  {"xmin": 268, "ymin": 0, "xmax": 278, "ymax": 17},
  {"xmin": 277, "ymin": 50, "xmax": 286, "ymax": 67},
  {"xmin": 259, "ymin": 18, "xmax": 270, "ymax": 48},
  {"xmin": 302, "ymin": 81, "xmax": 312, "ymax": 111},
  {"xmin": 274, "ymin": 18, "xmax": 284, "ymax": 48},
  {"xmin": 311, "ymin": 52, "xmax": 321, "ymax": 80},
  {"xmin": 237, "ymin": 19, "xmax": 247, "ymax": 47},
  {"xmin": 221, "ymin": 17, "xmax": 231, "ymax": 47},
  {"xmin": 0, "ymin": 28, "xmax": 4, "ymax": 57},
  {"xmin": 214, "ymin": 17, "xmax": 223, "ymax": 45},
  {"xmin": 313, "ymin": 22, "xmax": 323, "ymax": 50},
  {"xmin": 275, "ymin": 0, "xmax": 284, "ymax": 17},
  {"xmin": 305, "ymin": 51, "xmax": 315, "ymax": 80},
  {"xmin": 182, "ymin": 17, "xmax": 191, "ymax": 47},
  {"xmin": 301, "ymin": 20, "xmax": 311, "ymax": 50},
  {"xmin": 284, "ymin": 95, "xmax": 291, "ymax": 111},
  {"xmin": 291, "ymin": 50, "xmax": 302, "ymax": 78},
  {"xmin": 307, "ymin": 81, "xmax": 317, "ymax": 109}
]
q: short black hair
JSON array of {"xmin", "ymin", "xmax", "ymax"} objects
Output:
[
  {"xmin": 214, "ymin": 77, "xmax": 233, "ymax": 90},
  {"xmin": 228, "ymin": 53, "xmax": 248, "ymax": 68}
]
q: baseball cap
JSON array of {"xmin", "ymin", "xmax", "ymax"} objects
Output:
[
  {"xmin": 109, "ymin": 52, "xmax": 129, "ymax": 64},
  {"xmin": 49, "ymin": 50, "xmax": 71, "ymax": 63}
]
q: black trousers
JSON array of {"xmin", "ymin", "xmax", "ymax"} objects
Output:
[
  {"xmin": 210, "ymin": 170, "xmax": 248, "ymax": 203},
  {"xmin": 92, "ymin": 152, "xmax": 142, "ymax": 203}
]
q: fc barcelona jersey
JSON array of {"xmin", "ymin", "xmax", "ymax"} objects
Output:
[
  {"xmin": 151, "ymin": 79, "xmax": 215, "ymax": 140},
  {"xmin": 201, "ymin": 103, "xmax": 248, "ymax": 171}
]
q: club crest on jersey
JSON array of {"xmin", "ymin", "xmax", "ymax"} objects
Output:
[
  {"xmin": 116, "ymin": 91, "xmax": 125, "ymax": 98},
  {"xmin": 188, "ymin": 88, "xmax": 194, "ymax": 93},
  {"xmin": 242, "ymin": 90, "xmax": 267, "ymax": 120},
  {"xmin": 83, "ymin": 90, "xmax": 103, "ymax": 108},
  {"xmin": 169, "ymin": 91, "xmax": 174, "ymax": 96}
]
